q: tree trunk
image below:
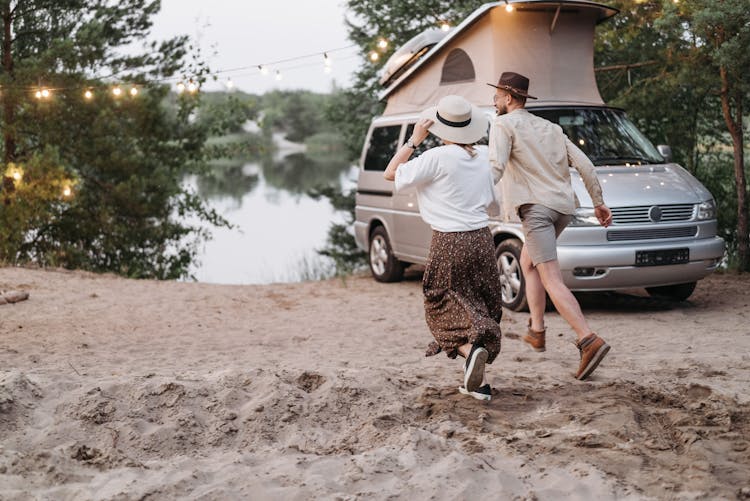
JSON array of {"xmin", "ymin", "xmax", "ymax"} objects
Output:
[
  {"xmin": 2, "ymin": 3, "xmax": 16, "ymax": 165},
  {"xmin": 720, "ymin": 66, "xmax": 749, "ymax": 271}
]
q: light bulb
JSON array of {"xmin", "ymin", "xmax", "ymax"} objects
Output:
[
  {"xmin": 41, "ymin": 89, "xmax": 50, "ymax": 98},
  {"xmin": 84, "ymin": 90, "xmax": 93, "ymax": 99},
  {"xmin": 12, "ymin": 171, "xmax": 21, "ymax": 181},
  {"xmin": 112, "ymin": 86, "xmax": 122, "ymax": 97},
  {"xmin": 35, "ymin": 90, "xmax": 42, "ymax": 99},
  {"xmin": 176, "ymin": 82, "xmax": 186, "ymax": 94},
  {"xmin": 62, "ymin": 186, "xmax": 72, "ymax": 197},
  {"xmin": 226, "ymin": 78, "xmax": 234, "ymax": 89},
  {"xmin": 130, "ymin": 87, "xmax": 138, "ymax": 96},
  {"xmin": 187, "ymin": 81, "xmax": 198, "ymax": 93},
  {"xmin": 377, "ymin": 38, "xmax": 388, "ymax": 50},
  {"xmin": 259, "ymin": 65, "xmax": 269, "ymax": 76},
  {"xmin": 369, "ymin": 51, "xmax": 379, "ymax": 62},
  {"xmin": 275, "ymin": 70, "xmax": 282, "ymax": 81},
  {"xmin": 440, "ymin": 22, "xmax": 451, "ymax": 31},
  {"xmin": 505, "ymin": 3, "xmax": 514, "ymax": 12}
]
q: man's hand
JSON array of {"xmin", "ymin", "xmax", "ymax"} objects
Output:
[
  {"xmin": 410, "ymin": 118, "xmax": 434, "ymax": 146},
  {"xmin": 595, "ymin": 204, "xmax": 612, "ymax": 228}
]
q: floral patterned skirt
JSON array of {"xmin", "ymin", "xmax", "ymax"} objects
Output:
[{"xmin": 423, "ymin": 227, "xmax": 503, "ymax": 363}]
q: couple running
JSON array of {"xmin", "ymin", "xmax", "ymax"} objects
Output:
[{"xmin": 383, "ymin": 72, "xmax": 612, "ymax": 401}]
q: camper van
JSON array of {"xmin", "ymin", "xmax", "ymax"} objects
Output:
[{"xmin": 354, "ymin": 0, "xmax": 725, "ymax": 311}]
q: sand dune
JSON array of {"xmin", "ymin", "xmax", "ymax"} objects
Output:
[{"xmin": 1, "ymin": 266, "xmax": 749, "ymax": 500}]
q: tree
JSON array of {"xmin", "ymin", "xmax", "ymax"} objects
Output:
[
  {"xmin": 332, "ymin": 0, "xmax": 479, "ymax": 157},
  {"xmin": 676, "ymin": 0, "xmax": 750, "ymax": 271},
  {"xmin": 595, "ymin": 0, "xmax": 749, "ymax": 270},
  {"xmin": 0, "ymin": 0, "xmax": 230, "ymax": 278}
]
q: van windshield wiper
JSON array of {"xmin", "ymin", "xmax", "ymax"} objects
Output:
[{"xmin": 593, "ymin": 156, "xmax": 658, "ymax": 165}]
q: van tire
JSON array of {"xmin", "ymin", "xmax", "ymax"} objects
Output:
[
  {"xmin": 369, "ymin": 226, "xmax": 405, "ymax": 282},
  {"xmin": 495, "ymin": 238, "xmax": 528, "ymax": 312},
  {"xmin": 646, "ymin": 281, "xmax": 697, "ymax": 301}
]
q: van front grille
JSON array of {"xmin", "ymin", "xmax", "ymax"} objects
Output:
[
  {"xmin": 611, "ymin": 204, "xmax": 695, "ymax": 224},
  {"xmin": 606, "ymin": 226, "xmax": 698, "ymax": 241}
]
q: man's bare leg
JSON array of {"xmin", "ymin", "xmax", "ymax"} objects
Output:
[
  {"xmin": 535, "ymin": 259, "xmax": 591, "ymax": 341},
  {"xmin": 520, "ymin": 246, "xmax": 547, "ymax": 332}
]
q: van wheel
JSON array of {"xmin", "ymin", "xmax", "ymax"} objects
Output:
[
  {"xmin": 646, "ymin": 282, "xmax": 697, "ymax": 301},
  {"xmin": 369, "ymin": 226, "xmax": 404, "ymax": 282},
  {"xmin": 495, "ymin": 238, "xmax": 528, "ymax": 312}
]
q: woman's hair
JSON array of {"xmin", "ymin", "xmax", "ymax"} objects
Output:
[{"xmin": 457, "ymin": 143, "xmax": 478, "ymax": 158}]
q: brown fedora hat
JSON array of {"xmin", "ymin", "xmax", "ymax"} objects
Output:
[{"xmin": 487, "ymin": 71, "xmax": 538, "ymax": 99}]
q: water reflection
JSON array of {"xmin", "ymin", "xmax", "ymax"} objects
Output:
[{"xmin": 190, "ymin": 133, "xmax": 354, "ymax": 284}]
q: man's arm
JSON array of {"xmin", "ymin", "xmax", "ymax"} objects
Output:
[
  {"xmin": 565, "ymin": 138, "xmax": 612, "ymax": 227},
  {"xmin": 489, "ymin": 119, "xmax": 512, "ymax": 184}
]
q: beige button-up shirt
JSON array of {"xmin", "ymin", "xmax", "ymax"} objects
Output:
[{"xmin": 489, "ymin": 108, "xmax": 604, "ymax": 218}]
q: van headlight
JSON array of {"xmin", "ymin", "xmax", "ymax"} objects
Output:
[
  {"xmin": 569, "ymin": 207, "xmax": 599, "ymax": 226},
  {"xmin": 696, "ymin": 199, "xmax": 716, "ymax": 220}
]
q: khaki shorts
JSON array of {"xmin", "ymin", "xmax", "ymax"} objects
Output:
[{"xmin": 518, "ymin": 204, "xmax": 572, "ymax": 266}]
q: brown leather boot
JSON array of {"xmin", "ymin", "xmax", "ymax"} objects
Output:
[
  {"xmin": 575, "ymin": 333, "xmax": 610, "ymax": 380},
  {"xmin": 522, "ymin": 318, "xmax": 546, "ymax": 352}
]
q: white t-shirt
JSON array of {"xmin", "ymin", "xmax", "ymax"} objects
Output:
[{"xmin": 395, "ymin": 144, "xmax": 498, "ymax": 233}]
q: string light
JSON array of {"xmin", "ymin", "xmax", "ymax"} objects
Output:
[
  {"xmin": 440, "ymin": 21, "xmax": 451, "ymax": 31},
  {"xmin": 504, "ymin": 1, "xmax": 514, "ymax": 12},
  {"xmin": 62, "ymin": 186, "xmax": 72, "ymax": 197},
  {"xmin": 369, "ymin": 51, "xmax": 379, "ymax": 62},
  {"xmin": 5, "ymin": 44, "xmax": 357, "ymax": 97},
  {"xmin": 377, "ymin": 38, "xmax": 388, "ymax": 50},
  {"xmin": 12, "ymin": 171, "xmax": 21, "ymax": 181}
]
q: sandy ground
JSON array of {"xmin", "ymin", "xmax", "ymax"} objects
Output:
[{"xmin": 1, "ymin": 265, "xmax": 749, "ymax": 500}]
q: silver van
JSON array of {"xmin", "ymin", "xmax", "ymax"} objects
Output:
[{"xmin": 354, "ymin": 105, "xmax": 725, "ymax": 310}]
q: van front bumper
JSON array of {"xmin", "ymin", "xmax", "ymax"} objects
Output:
[{"xmin": 558, "ymin": 236, "xmax": 725, "ymax": 291}]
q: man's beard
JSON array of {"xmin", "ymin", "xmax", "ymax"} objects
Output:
[{"xmin": 495, "ymin": 103, "xmax": 508, "ymax": 116}]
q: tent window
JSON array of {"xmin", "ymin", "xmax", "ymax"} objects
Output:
[{"xmin": 440, "ymin": 49, "xmax": 475, "ymax": 84}]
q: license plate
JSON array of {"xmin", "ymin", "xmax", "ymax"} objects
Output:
[{"xmin": 635, "ymin": 248, "xmax": 689, "ymax": 267}]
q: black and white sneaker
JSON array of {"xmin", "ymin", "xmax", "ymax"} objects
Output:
[
  {"xmin": 459, "ymin": 383, "xmax": 492, "ymax": 401},
  {"xmin": 464, "ymin": 344, "xmax": 488, "ymax": 393}
]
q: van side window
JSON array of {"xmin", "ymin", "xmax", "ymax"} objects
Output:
[
  {"xmin": 364, "ymin": 125, "xmax": 401, "ymax": 171},
  {"xmin": 404, "ymin": 123, "xmax": 441, "ymax": 156}
]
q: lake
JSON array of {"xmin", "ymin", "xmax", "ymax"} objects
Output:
[{"xmin": 188, "ymin": 136, "xmax": 357, "ymax": 284}]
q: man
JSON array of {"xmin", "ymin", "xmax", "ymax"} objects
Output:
[{"xmin": 488, "ymin": 71, "xmax": 612, "ymax": 380}]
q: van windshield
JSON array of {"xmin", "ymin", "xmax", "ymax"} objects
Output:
[{"xmin": 529, "ymin": 108, "xmax": 664, "ymax": 166}]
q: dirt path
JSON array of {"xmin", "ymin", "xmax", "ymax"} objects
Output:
[{"xmin": 1, "ymin": 267, "xmax": 748, "ymax": 500}]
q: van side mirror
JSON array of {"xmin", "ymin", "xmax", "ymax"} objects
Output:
[{"xmin": 657, "ymin": 145, "xmax": 672, "ymax": 163}]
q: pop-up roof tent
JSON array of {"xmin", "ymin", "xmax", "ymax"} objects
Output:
[{"xmin": 379, "ymin": 0, "xmax": 618, "ymax": 116}]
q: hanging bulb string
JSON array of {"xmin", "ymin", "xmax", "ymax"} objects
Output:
[{"xmin": 0, "ymin": 43, "xmax": 362, "ymax": 94}]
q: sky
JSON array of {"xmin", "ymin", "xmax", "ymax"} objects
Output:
[{"xmin": 149, "ymin": 0, "xmax": 363, "ymax": 95}]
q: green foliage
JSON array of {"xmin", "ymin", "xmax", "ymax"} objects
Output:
[
  {"xmin": 0, "ymin": 0, "xmax": 234, "ymax": 279},
  {"xmin": 334, "ymin": 0, "xmax": 480, "ymax": 158},
  {"xmin": 258, "ymin": 90, "xmax": 337, "ymax": 142},
  {"xmin": 595, "ymin": 0, "xmax": 749, "ymax": 269},
  {"xmin": 308, "ymin": 185, "xmax": 366, "ymax": 275}
]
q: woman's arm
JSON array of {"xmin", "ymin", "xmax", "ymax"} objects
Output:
[{"xmin": 383, "ymin": 118, "xmax": 433, "ymax": 181}]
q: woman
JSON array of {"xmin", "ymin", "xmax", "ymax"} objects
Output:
[{"xmin": 383, "ymin": 95, "xmax": 503, "ymax": 400}]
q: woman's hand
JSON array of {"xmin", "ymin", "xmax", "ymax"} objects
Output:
[{"xmin": 410, "ymin": 118, "xmax": 434, "ymax": 146}]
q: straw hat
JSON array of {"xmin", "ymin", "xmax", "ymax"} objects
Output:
[{"xmin": 419, "ymin": 95, "xmax": 488, "ymax": 145}]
